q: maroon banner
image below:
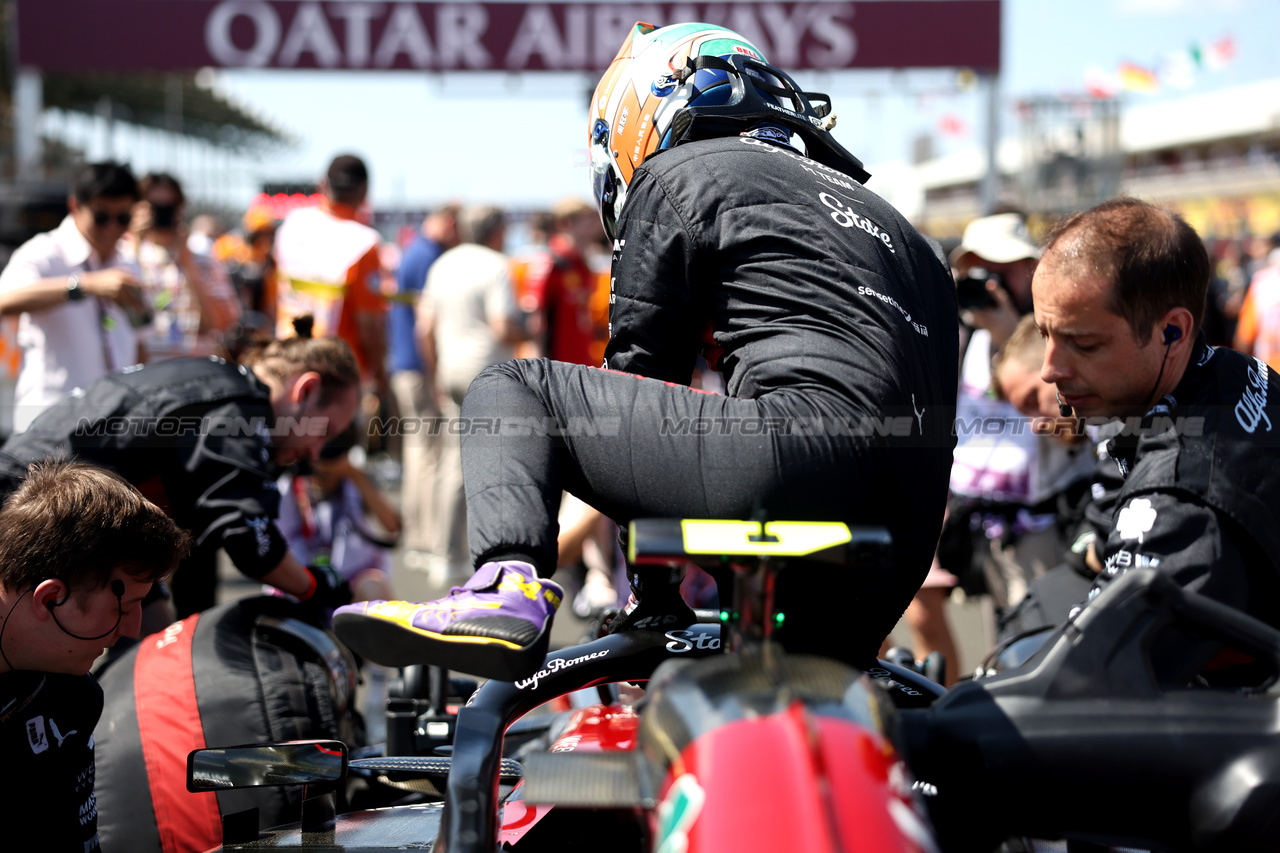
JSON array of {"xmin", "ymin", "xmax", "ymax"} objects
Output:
[{"xmin": 17, "ymin": 1, "xmax": 1000, "ymax": 73}]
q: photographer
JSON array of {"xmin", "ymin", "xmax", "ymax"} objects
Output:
[
  {"xmin": 946, "ymin": 213, "xmax": 1052, "ymax": 612},
  {"xmin": 0, "ymin": 460, "xmax": 189, "ymax": 852},
  {"xmin": 121, "ymin": 172, "xmax": 241, "ymax": 360}
]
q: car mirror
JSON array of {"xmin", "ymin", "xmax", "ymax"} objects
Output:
[{"xmin": 187, "ymin": 740, "xmax": 347, "ymax": 792}]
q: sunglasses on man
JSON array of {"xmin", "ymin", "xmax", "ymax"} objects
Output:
[{"xmin": 91, "ymin": 210, "xmax": 133, "ymax": 227}]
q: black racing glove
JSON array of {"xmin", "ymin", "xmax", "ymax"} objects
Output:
[{"xmin": 301, "ymin": 563, "xmax": 353, "ymax": 609}]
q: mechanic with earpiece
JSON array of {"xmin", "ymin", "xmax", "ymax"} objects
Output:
[
  {"xmin": 1035, "ymin": 197, "xmax": 1280, "ymax": 686},
  {"xmin": 0, "ymin": 460, "xmax": 189, "ymax": 853}
]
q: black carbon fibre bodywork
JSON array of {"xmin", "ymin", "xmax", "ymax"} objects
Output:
[{"xmin": 901, "ymin": 568, "xmax": 1280, "ymax": 851}]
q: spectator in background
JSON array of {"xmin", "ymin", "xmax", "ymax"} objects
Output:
[
  {"xmin": 0, "ymin": 162, "xmax": 149, "ymax": 433},
  {"xmin": 275, "ymin": 427, "xmax": 400, "ymax": 604},
  {"xmin": 274, "ymin": 155, "xmax": 388, "ymax": 398},
  {"xmin": 521, "ymin": 197, "xmax": 607, "ymax": 366},
  {"xmin": 942, "ymin": 212, "xmax": 1053, "ymax": 611},
  {"xmin": 1243, "ymin": 231, "xmax": 1277, "ymax": 283},
  {"xmin": 221, "ymin": 204, "xmax": 280, "ymax": 325},
  {"xmin": 187, "ymin": 214, "xmax": 225, "ymax": 257},
  {"xmin": 508, "ymin": 209, "xmax": 554, "ymax": 360},
  {"xmin": 989, "ymin": 315, "xmax": 1097, "ymax": 604},
  {"xmin": 1234, "ymin": 232, "xmax": 1280, "ymax": 372},
  {"xmin": 1201, "ymin": 238, "xmax": 1246, "ymax": 347},
  {"xmin": 122, "ymin": 173, "xmax": 240, "ymax": 360},
  {"xmin": 415, "ymin": 205, "xmax": 526, "ymax": 584},
  {"xmin": 389, "ymin": 204, "xmax": 459, "ymax": 562}
]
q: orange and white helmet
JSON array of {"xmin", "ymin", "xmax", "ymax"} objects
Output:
[{"xmin": 588, "ymin": 21, "xmax": 870, "ymax": 239}]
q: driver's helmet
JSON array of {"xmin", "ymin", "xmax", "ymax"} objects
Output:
[
  {"xmin": 588, "ymin": 22, "xmax": 773, "ymax": 240},
  {"xmin": 588, "ymin": 22, "xmax": 869, "ymax": 240}
]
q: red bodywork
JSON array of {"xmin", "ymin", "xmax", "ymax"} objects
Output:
[
  {"xmin": 501, "ymin": 703, "xmax": 642, "ymax": 846},
  {"xmin": 652, "ymin": 701, "xmax": 935, "ymax": 853}
]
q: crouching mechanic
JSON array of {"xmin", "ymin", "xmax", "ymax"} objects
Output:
[
  {"xmin": 334, "ymin": 22, "xmax": 959, "ymax": 680},
  {"xmin": 0, "ymin": 460, "xmax": 190, "ymax": 853},
  {"xmin": 1035, "ymin": 198, "xmax": 1280, "ymax": 684},
  {"xmin": 0, "ymin": 325, "xmax": 361, "ymax": 619}
]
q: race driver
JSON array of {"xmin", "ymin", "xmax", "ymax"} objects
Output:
[{"xmin": 335, "ymin": 21, "xmax": 959, "ymax": 680}]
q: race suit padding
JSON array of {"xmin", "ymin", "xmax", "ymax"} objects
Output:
[
  {"xmin": 460, "ymin": 136, "xmax": 959, "ymax": 663},
  {"xmin": 0, "ymin": 672, "xmax": 104, "ymax": 853},
  {"xmin": 94, "ymin": 597, "xmax": 346, "ymax": 853},
  {"xmin": 1090, "ymin": 338, "xmax": 1280, "ymax": 683},
  {"xmin": 0, "ymin": 358, "xmax": 289, "ymax": 614}
]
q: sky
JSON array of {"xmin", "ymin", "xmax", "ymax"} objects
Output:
[{"xmin": 50, "ymin": 0, "xmax": 1280, "ymax": 214}]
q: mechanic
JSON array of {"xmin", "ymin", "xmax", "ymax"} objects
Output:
[
  {"xmin": 0, "ymin": 320, "xmax": 361, "ymax": 618},
  {"xmin": 335, "ymin": 21, "xmax": 959, "ymax": 680},
  {"xmin": 0, "ymin": 460, "xmax": 189, "ymax": 852},
  {"xmin": 1035, "ymin": 197, "xmax": 1280, "ymax": 683}
]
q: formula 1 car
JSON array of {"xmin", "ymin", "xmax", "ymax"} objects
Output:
[{"xmin": 184, "ymin": 519, "xmax": 1280, "ymax": 852}]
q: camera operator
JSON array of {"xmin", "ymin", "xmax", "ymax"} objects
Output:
[
  {"xmin": 945, "ymin": 213, "xmax": 1054, "ymax": 612},
  {"xmin": 1035, "ymin": 197, "xmax": 1280, "ymax": 685},
  {"xmin": 0, "ymin": 460, "xmax": 189, "ymax": 852},
  {"xmin": 952, "ymin": 213, "xmax": 1039, "ymax": 349}
]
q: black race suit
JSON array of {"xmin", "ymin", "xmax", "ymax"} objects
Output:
[
  {"xmin": 0, "ymin": 672, "xmax": 104, "ymax": 853},
  {"xmin": 0, "ymin": 358, "xmax": 289, "ymax": 616},
  {"xmin": 460, "ymin": 135, "xmax": 959, "ymax": 662},
  {"xmin": 1088, "ymin": 337, "xmax": 1280, "ymax": 682}
]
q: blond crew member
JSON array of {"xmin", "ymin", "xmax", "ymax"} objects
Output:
[{"xmin": 274, "ymin": 155, "xmax": 387, "ymax": 389}]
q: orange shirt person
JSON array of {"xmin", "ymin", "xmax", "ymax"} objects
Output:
[
  {"xmin": 1234, "ymin": 259, "xmax": 1280, "ymax": 373},
  {"xmin": 274, "ymin": 155, "xmax": 387, "ymax": 390},
  {"xmin": 520, "ymin": 198, "xmax": 607, "ymax": 366}
]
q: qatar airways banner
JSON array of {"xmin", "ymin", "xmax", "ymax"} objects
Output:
[{"xmin": 16, "ymin": 1, "xmax": 1000, "ymax": 73}]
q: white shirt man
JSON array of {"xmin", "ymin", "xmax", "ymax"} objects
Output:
[
  {"xmin": 421, "ymin": 241, "xmax": 519, "ymax": 396},
  {"xmin": 0, "ymin": 166, "xmax": 147, "ymax": 432}
]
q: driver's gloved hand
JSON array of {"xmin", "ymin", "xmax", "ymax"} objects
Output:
[
  {"xmin": 302, "ymin": 563, "xmax": 354, "ymax": 610},
  {"xmin": 607, "ymin": 565, "xmax": 697, "ymax": 634}
]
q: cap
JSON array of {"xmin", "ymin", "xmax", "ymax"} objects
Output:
[{"xmin": 950, "ymin": 213, "xmax": 1041, "ymax": 267}]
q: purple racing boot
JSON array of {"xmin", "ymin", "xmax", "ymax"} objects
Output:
[{"xmin": 332, "ymin": 561, "xmax": 563, "ymax": 681}]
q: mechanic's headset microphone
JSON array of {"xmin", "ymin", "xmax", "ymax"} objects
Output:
[
  {"xmin": 1055, "ymin": 325, "xmax": 1182, "ymax": 417},
  {"xmin": 0, "ymin": 579, "xmax": 125, "ymax": 670},
  {"xmin": 48, "ymin": 579, "xmax": 127, "ymax": 641}
]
